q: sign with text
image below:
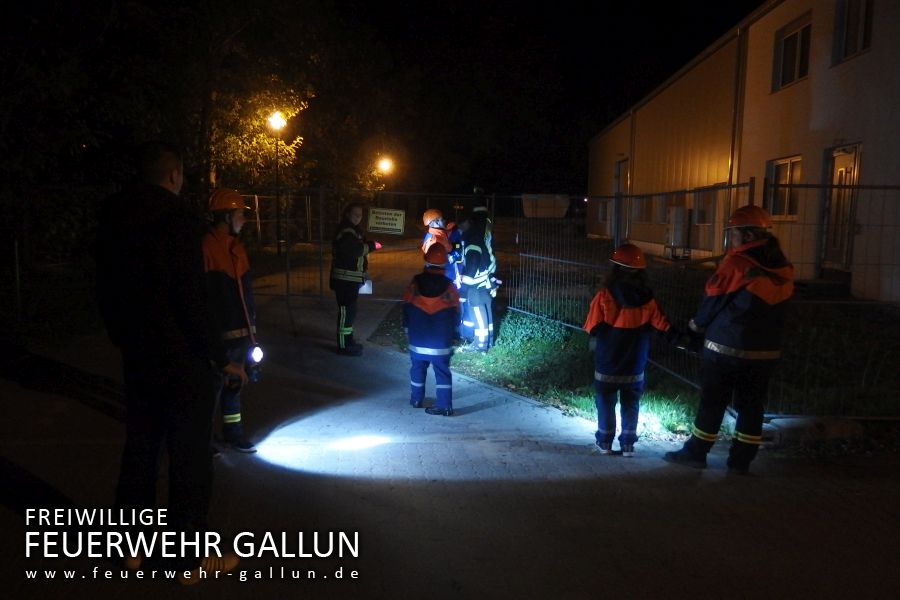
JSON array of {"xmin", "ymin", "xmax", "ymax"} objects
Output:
[{"xmin": 367, "ymin": 208, "xmax": 405, "ymax": 235}]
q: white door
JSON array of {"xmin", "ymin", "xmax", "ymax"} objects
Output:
[{"xmin": 823, "ymin": 145, "xmax": 859, "ymax": 270}]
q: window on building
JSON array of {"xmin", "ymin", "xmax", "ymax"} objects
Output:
[
  {"xmin": 631, "ymin": 196, "xmax": 653, "ymax": 223},
  {"xmin": 766, "ymin": 157, "xmax": 802, "ymax": 218},
  {"xmin": 693, "ymin": 189, "xmax": 718, "ymax": 225},
  {"xmin": 773, "ymin": 14, "xmax": 811, "ymax": 90},
  {"xmin": 598, "ymin": 200, "xmax": 608, "ymax": 221},
  {"xmin": 659, "ymin": 193, "xmax": 685, "ymax": 224},
  {"xmin": 653, "ymin": 195, "xmax": 668, "ymax": 224},
  {"xmin": 834, "ymin": 0, "xmax": 874, "ymax": 63}
]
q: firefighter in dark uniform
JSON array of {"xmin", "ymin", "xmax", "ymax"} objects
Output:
[
  {"xmin": 583, "ymin": 244, "xmax": 675, "ymax": 456},
  {"xmin": 458, "ymin": 214, "xmax": 495, "ymax": 351},
  {"xmin": 470, "ymin": 187, "xmax": 497, "ymax": 281},
  {"xmin": 330, "ymin": 203, "xmax": 380, "ymax": 356},
  {"xmin": 665, "ymin": 205, "xmax": 794, "ymax": 474},
  {"xmin": 403, "ymin": 245, "xmax": 461, "ymax": 416},
  {"xmin": 202, "ymin": 188, "xmax": 257, "ymax": 453}
]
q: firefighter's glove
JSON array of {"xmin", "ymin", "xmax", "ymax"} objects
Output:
[
  {"xmin": 675, "ymin": 332, "xmax": 704, "ymax": 356},
  {"xmin": 688, "ymin": 318, "xmax": 704, "ymax": 334},
  {"xmin": 223, "ymin": 361, "xmax": 248, "ymax": 387}
]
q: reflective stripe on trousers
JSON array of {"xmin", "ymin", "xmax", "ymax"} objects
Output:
[
  {"xmin": 704, "ymin": 340, "xmax": 781, "ymax": 360},
  {"xmin": 594, "ymin": 371, "xmax": 645, "ymax": 383},
  {"xmin": 408, "ymin": 344, "xmax": 452, "ymax": 356}
]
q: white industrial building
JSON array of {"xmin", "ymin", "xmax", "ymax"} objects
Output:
[{"xmin": 587, "ymin": 0, "xmax": 900, "ymax": 301}]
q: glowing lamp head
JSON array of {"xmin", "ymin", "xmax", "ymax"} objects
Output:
[
  {"xmin": 250, "ymin": 345, "xmax": 264, "ymax": 364},
  {"xmin": 377, "ymin": 157, "xmax": 394, "ymax": 175},
  {"xmin": 267, "ymin": 111, "xmax": 286, "ymax": 131}
]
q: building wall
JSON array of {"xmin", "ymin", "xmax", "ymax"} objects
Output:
[
  {"xmin": 740, "ymin": 0, "xmax": 900, "ymax": 299},
  {"xmin": 631, "ymin": 39, "xmax": 738, "ymax": 194},
  {"xmin": 586, "ymin": 116, "xmax": 631, "ymax": 237},
  {"xmin": 587, "ymin": 0, "xmax": 900, "ymax": 301}
]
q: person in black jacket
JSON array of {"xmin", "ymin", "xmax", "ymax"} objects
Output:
[
  {"xmin": 458, "ymin": 189, "xmax": 500, "ymax": 351},
  {"xmin": 664, "ymin": 205, "xmax": 794, "ymax": 474},
  {"xmin": 95, "ymin": 141, "xmax": 243, "ymax": 579},
  {"xmin": 330, "ymin": 203, "xmax": 381, "ymax": 355}
]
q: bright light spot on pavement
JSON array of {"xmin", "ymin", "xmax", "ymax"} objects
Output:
[
  {"xmin": 253, "ymin": 405, "xmax": 659, "ymax": 481},
  {"xmin": 328, "ymin": 435, "xmax": 391, "ymax": 451}
]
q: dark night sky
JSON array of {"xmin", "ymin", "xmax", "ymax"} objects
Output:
[
  {"xmin": 1, "ymin": 1, "xmax": 767, "ymax": 197},
  {"xmin": 338, "ymin": 1, "xmax": 766, "ymax": 193}
]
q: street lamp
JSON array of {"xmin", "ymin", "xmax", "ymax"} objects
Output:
[
  {"xmin": 377, "ymin": 156, "xmax": 394, "ymax": 176},
  {"xmin": 268, "ymin": 111, "xmax": 287, "ymax": 255}
]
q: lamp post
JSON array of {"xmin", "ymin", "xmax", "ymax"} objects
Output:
[
  {"xmin": 376, "ymin": 156, "xmax": 394, "ymax": 194},
  {"xmin": 268, "ymin": 111, "xmax": 287, "ymax": 255}
]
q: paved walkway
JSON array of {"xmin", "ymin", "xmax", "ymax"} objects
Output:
[{"xmin": 3, "ymin": 246, "xmax": 900, "ymax": 599}]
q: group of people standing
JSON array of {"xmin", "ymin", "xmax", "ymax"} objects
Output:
[
  {"xmin": 328, "ymin": 188, "xmax": 499, "ymax": 417},
  {"xmin": 582, "ymin": 204, "xmax": 794, "ymax": 474},
  {"xmin": 329, "ymin": 194, "xmax": 794, "ymax": 474},
  {"xmin": 91, "ymin": 141, "xmax": 792, "ymax": 589}
]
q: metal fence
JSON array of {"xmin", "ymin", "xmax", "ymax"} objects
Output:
[
  {"xmin": 204, "ymin": 183, "xmax": 900, "ymax": 415},
  {"xmin": 504, "ymin": 183, "xmax": 900, "ymax": 417},
  {"xmin": 241, "ymin": 189, "xmax": 489, "ymax": 298},
  {"xmin": 6, "ymin": 183, "xmax": 898, "ymax": 417}
]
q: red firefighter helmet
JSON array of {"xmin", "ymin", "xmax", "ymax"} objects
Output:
[
  {"xmin": 609, "ymin": 243, "xmax": 647, "ymax": 269},
  {"xmin": 422, "ymin": 209, "xmax": 444, "ymax": 227},
  {"xmin": 424, "ymin": 244, "xmax": 448, "ymax": 267},
  {"xmin": 208, "ymin": 188, "xmax": 250, "ymax": 212},
  {"xmin": 726, "ymin": 204, "xmax": 771, "ymax": 229}
]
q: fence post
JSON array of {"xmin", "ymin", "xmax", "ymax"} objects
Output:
[
  {"xmin": 14, "ymin": 236, "xmax": 23, "ymax": 322},
  {"xmin": 284, "ymin": 210, "xmax": 291, "ymax": 299},
  {"xmin": 318, "ymin": 186, "xmax": 326, "ymax": 298},
  {"xmin": 613, "ymin": 192, "xmax": 623, "ymax": 247}
]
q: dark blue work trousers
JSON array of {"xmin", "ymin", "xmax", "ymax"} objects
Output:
[
  {"xmin": 594, "ymin": 381, "xmax": 643, "ymax": 446},
  {"xmin": 409, "ymin": 353, "xmax": 452, "ymax": 409}
]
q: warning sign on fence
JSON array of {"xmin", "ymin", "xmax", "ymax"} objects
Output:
[{"xmin": 367, "ymin": 208, "xmax": 406, "ymax": 235}]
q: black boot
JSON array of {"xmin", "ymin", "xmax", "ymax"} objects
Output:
[
  {"xmin": 727, "ymin": 440, "xmax": 758, "ymax": 475},
  {"xmin": 663, "ymin": 437, "xmax": 709, "ymax": 469}
]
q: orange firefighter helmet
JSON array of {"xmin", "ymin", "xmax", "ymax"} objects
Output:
[
  {"xmin": 424, "ymin": 244, "xmax": 448, "ymax": 267},
  {"xmin": 208, "ymin": 188, "xmax": 250, "ymax": 212},
  {"xmin": 609, "ymin": 243, "xmax": 647, "ymax": 269},
  {"xmin": 726, "ymin": 204, "xmax": 771, "ymax": 229}
]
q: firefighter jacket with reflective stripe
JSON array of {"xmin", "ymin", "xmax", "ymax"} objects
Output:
[
  {"xmin": 402, "ymin": 270, "xmax": 460, "ymax": 354},
  {"xmin": 460, "ymin": 233, "xmax": 491, "ymax": 291},
  {"xmin": 330, "ymin": 220, "xmax": 373, "ymax": 284},
  {"xmin": 583, "ymin": 281, "xmax": 671, "ymax": 380},
  {"xmin": 693, "ymin": 237, "xmax": 794, "ymax": 359},
  {"xmin": 202, "ymin": 228, "xmax": 256, "ymax": 342},
  {"xmin": 469, "ymin": 207, "xmax": 496, "ymax": 275}
]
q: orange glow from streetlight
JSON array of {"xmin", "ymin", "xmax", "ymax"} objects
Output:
[
  {"xmin": 267, "ymin": 111, "xmax": 286, "ymax": 131},
  {"xmin": 377, "ymin": 156, "xmax": 394, "ymax": 175}
]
